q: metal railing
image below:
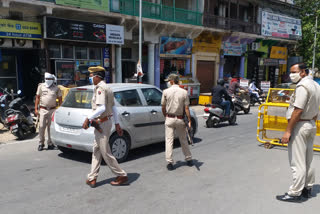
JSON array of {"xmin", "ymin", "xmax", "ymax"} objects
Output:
[
  {"xmin": 110, "ymin": 0, "xmax": 202, "ymax": 26},
  {"xmin": 38, "ymin": 0, "xmax": 56, "ymax": 2},
  {"xmin": 204, "ymin": 14, "xmax": 261, "ymax": 34}
]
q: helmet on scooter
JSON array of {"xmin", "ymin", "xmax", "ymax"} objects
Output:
[{"xmin": 217, "ymin": 79, "xmax": 225, "ymax": 86}]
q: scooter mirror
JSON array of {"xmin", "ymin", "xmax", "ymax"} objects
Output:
[{"xmin": 17, "ymin": 90, "xmax": 21, "ymax": 95}]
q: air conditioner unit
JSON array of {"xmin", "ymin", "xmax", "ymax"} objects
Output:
[
  {"xmin": 14, "ymin": 39, "xmax": 33, "ymax": 48},
  {"xmin": 0, "ymin": 38, "xmax": 13, "ymax": 48},
  {"xmin": 250, "ymin": 42, "xmax": 260, "ymax": 51}
]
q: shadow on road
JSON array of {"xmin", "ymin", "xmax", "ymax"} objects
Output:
[
  {"xmin": 174, "ymin": 159, "xmax": 204, "ymax": 171},
  {"xmin": 95, "ymin": 173, "xmax": 140, "ymax": 187},
  {"xmin": 57, "ymin": 137, "xmax": 203, "ymax": 164},
  {"xmin": 312, "ymin": 184, "xmax": 320, "ymax": 197}
]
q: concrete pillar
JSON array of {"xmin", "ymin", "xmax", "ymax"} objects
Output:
[
  {"xmin": 148, "ymin": 43, "xmax": 155, "ymax": 85},
  {"xmin": 239, "ymin": 56, "xmax": 245, "ymax": 78},
  {"xmin": 219, "ymin": 55, "xmax": 224, "ymax": 78},
  {"xmin": 154, "ymin": 44, "xmax": 160, "ymax": 88},
  {"xmin": 116, "ymin": 45, "xmax": 122, "ymax": 83}
]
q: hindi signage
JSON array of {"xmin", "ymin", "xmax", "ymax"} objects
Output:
[
  {"xmin": 261, "ymin": 11, "xmax": 302, "ymax": 40},
  {"xmin": 106, "ymin": 24, "xmax": 124, "ymax": 45},
  {"xmin": 0, "ymin": 19, "xmax": 41, "ymax": 40}
]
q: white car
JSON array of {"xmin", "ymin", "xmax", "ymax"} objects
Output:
[{"xmin": 50, "ymin": 84, "xmax": 198, "ymax": 162}]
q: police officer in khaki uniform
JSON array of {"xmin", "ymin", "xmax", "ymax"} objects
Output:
[
  {"xmin": 82, "ymin": 66, "xmax": 128, "ymax": 188},
  {"xmin": 35, "ymin": 72, "xmax": 62, "ymax": 151},
  {"xmin": 161, "ymin": 74, "xmax": 193, "ymax": 171},
  {"xmin": 277, "ymin": 63, "xmax": 320, "ymax": 202}
]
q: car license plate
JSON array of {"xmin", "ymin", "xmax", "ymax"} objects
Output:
[{"xmin": 60, "ymin": 126, "xmax": 76, "ymax": 133}]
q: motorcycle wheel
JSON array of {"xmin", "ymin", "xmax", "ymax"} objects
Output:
[
  {"xmin": 31, "ymin": 126, "xmax": 36, "ymax": 134},
  {"xmin": 15, "ymin": 128, "xmax": 25, "ymax": 140},
  {"xmin": 244, "ymin": 106, "xmax": 250, "ymax": 114},
  {"xmin": 206, "ymin": 119, "xmax": 213, "ymax": 128},
  {"xmin": 229, "ymin": 114, "xmax": 237, "ymax": 125}
]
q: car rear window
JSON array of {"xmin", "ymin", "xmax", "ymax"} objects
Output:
[{"xmin": 62, "ymin": 90, "xmax": 93, "ymax": 109}]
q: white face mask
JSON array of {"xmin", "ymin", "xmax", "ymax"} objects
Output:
[
  {"xmin": 166, "ymin": 81, "xmax": 172, "ymax": 88},
  {"xmin": 45, "ymin": 79, "xmax": 54, "ymax": 88},
  {"xmin": 289, "ymin": 72, "xmax": 301, "ymax": 83}
]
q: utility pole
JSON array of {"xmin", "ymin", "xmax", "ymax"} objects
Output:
[{"xmin": 312, "ymin": 15, "xmax": 318, "ymax": 71}]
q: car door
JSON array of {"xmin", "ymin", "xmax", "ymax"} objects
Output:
[
  {"xmin": 114, "ymin": 89, "xmax": 152, "ymax": 144},
  {"xmin": 140, "ymin": 87, "xmax": 165, "ymax": 142}
]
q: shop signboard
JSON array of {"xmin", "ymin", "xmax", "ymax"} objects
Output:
[
  {"xmin": 45, "ymin": 17, "xmax": 106, "ymax": 43},
  {"xmin": 160, "ymin": 37, "xmax": 193, "ymax": 57},
  {"xmin": 240, "ymin": 79, "xmax": 249, "ymax": 87},
  {"xmin": 261, "ymin": 81, "xmax": 271, "ymax": 93},
  {"xmin": 106, "ymin": 24, "xmax": 124, "ymax": 45},
  {"xmin": 270, "ymin": 46, "xmax": 288, "ymax": 59},
  {"xmin": 0, "ymin": 19, "xmax": 41, "ymax": 40},
  {"xmin": 261, "ymin": 10, "xmax": 302, "ymax": 40},
  {"xmin": 223, "ymin": 42, "xmax": 245, "ymax": 56},
  {"xmin": 263, "ymin": 58, "xmax": 279, "ymax": 66},
  {"xmin": 55, "ymin": 0, "xmax": 109, "ymax": 12}
]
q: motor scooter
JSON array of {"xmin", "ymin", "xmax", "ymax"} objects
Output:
[
  {"xmin": 0, "ymin": 88, "xmax": 18, "ymax": 129},
  {"xmin": 4, "ymin": 92, "xmax": 35, "ymax": 140},
  {"xmin": 232, "ymin": 89, "xmax": 250, "ymax": 114},
  {"xmin": 203, "ymin": 100, "xmax": 237, "ymax": 128}
]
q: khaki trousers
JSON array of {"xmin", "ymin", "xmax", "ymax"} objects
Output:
[
  {"xmin": 87, "ymin": 120, "xmax": 127, "ymax": 181},
  {"xmin": 288, "ymin": 121, "xmax": 316, "ymax": 196},
  {"xmin": 39, "ymin": 108, "xmax": 55, "ymax": 145},
  {"xmin": 165, "ymin": 117, "xmax": 192, "ymax": 163}
]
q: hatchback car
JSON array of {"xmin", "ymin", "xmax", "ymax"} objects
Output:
[{"xmin": 50, "ymin": 84, "xmax": 198, "ymax": 162}]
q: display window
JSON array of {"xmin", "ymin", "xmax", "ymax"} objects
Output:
[
  {"xmin": 62, "ymin": 45, "xmax": 74, "ymax": 59},
  {"xmin": 75, "ymin": 46, "xmax": 87, "ymax": 59},
  {"xmin": 0, "ymin": 55, "xmax": 17, "ymax": 91}
]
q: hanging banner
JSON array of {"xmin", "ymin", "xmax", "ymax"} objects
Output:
[
  {"xmin": 261, "ymin": 81, "xmax": 271, "ymax": 92},
  {"xmin": 261, "ymin": 11, "xmax": 302, "ymax": 40},
  {"xmin": 160, "ymin": 37, "xmax": 193, "ymax": 57},
  {"xmin": 56, "ymin": 0, "xmax": 109, "ymax": 12},
  {"xmin": 45, "ymin": 17, "xmax": 106, "ymax": 43},
  {"xmin": 0, "ymin": 19, "xmax": 41, "ymax": 40},
  {"xmin": 106, "ymin": 24, "xmax": 124, "ymax": 45}
]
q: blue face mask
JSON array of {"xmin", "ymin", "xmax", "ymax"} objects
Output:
[{"xmin": 89, "ymin": 77, "xmax": 94, "ymax": 85}]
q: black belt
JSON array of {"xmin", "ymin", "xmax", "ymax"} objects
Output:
[
  {"xmin": 40, "ymin": 106, "xmax": 55, "ymax": 110},
  {"xmin": 167, "ymin": 114, "xmax": 184, "ymax": 119}
]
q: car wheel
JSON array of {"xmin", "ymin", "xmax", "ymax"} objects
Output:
[
  {"xmin": 109, "ymin": 134, "xmax": 130, "ymax": 163},
  {"xmin": 57, "ymin": 146, "xmax": 73, "ymax": 154}
]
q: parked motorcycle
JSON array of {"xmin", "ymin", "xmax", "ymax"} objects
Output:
[
  {"xmin": 232, "ymin": 89, "xmax": 250, "ymax": 114},
  {"xmin": 4, "ymin": 93, "xmax": 35, "ymax": 140},
  {"xmin": 203, "ymin": 101, "xmax": 237, "ymax": 128},
  {"xmin": 0, "ymin": 88, "xmax": 19, "ymax": 129}
]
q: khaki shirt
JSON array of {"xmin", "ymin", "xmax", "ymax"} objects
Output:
[
  {"xmin": 286, "ymin": 76, "xmax": 320, "ymax": 120},
  {"xmin": 161, "ymin": 85, "xmax": 189, "ymax": 116},
  {"xmin": 92, "ymin": 81, "xmax": 114, "ymax": 118},
  {"xmin": 36, "ymin": 83, "xmax": 62, "ymax": 108}
]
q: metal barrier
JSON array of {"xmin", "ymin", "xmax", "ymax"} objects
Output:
[{"xmin": 257, "ymin": 88, "xmax": 320, "ymax": 151}]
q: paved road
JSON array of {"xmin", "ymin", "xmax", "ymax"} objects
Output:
[{"xmin": 1, "ymin": 106, "xmax": 320, "ymax": 214}]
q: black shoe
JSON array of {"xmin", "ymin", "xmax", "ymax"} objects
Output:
[
  {"xmin": 166, "ymin": 163, "xmax": 174, "ymax": 171},
  {"xmin": 186, "ymin": 160, "xmax": 193, "ymax": 167},
  {"xmin": 302, "ymin": 188, "xmax": 312, "ymax": 198},
  {"xmin": 47, "ymin": 145, "xmax": 55, "ymax": 150},
  {"xmin": 276, "ymin": 193, "xmax": 302, "ymax": 203},
  {"xmin": 38, "ymin": 145, "xmax": 44, "ymax": 151}
]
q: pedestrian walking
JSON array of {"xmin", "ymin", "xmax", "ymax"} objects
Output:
[
  {"xmin": 35, "ymin": 72, "xmax": 62, "ymax": 151},
  {"xmin": 161, "ymin": 74, "xmax": 193, "ymax": 171},
  {"xmin": 277, "ymin": 63, "xmax": 320, "ymax": 202},
  {"xmin": 82, "ymin": 66, "xmax": 128, "ymax": 188}
]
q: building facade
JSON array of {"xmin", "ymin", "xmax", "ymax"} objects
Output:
[{"xmin": 0, "ymin": 0, "xmax": 301, "ymax": 99}]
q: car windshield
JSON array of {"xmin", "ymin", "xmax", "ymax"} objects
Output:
[{"xmin": 62, "ymin": 89, "xmax": 93, "ymax": 109}]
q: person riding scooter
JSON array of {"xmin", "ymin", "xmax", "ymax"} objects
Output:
[
  {"xmin": 212, "ymin": 79, "xmax": 232, "ymax": 118},
  {"xmin": 248, "ymin": 79, "xmax": 261, "ymax": 104}
]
